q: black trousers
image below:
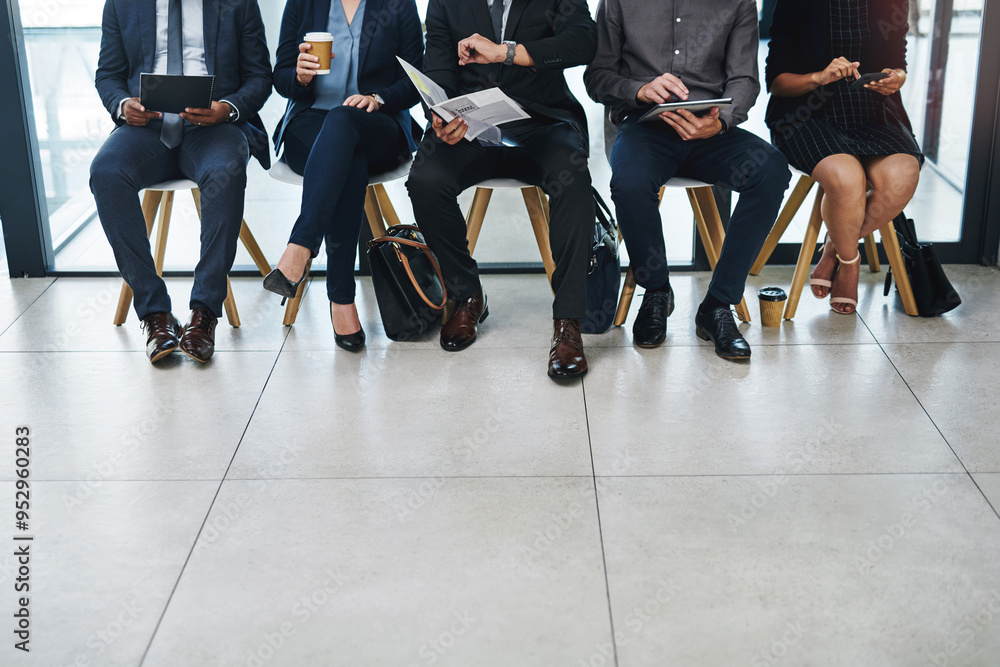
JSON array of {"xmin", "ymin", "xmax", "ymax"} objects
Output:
[{"xmin": 406, "ymin": 120, "xmax": 593, "ymax": 319}]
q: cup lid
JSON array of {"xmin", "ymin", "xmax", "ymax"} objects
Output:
[
  {"xmin": 758, "ymin": 286, "xmax": 787, "ymax": 302},
  {"xmin": 304, "ymin": 32, "xmax": 333, "ymax": 40}
]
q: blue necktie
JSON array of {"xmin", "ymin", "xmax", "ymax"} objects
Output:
[
  {"xmin": 160, "ymin": 0, "xmax": 184, "ymax": 148},
  {"xmin": 490, "ymin": 0, "xmax": 504, "ymax": 41}
]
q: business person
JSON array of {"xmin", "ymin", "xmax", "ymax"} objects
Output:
[
  {"xmin": 585, "ymin": 0, "xmax": 790, "ymax": 359},
  {"xmin": 767, "ymin": 0, "xmax": 922, "ymax": 314},
  {"xmin": 263, "ymin": 0, "xmax": 423, "ymax": 351},
  {"xmin": 90, "ymin": 0, "xmax": 272, "ymax": 363},
  {"xmin": 406, "ymin": 0, "xmax": 598, "ymax": 379}
]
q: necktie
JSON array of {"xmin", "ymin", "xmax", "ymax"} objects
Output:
[
  {"xmin": 490, "ymin": 0, "xmax": 505, "ymax": 42},
  {"xmin": 160, "ymin": 0, "xmax": 184, "ymax": 148}
]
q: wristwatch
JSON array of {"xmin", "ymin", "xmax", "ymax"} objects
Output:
[
  {"xmin": 503, "ymin": 40, "xmax": 516, "ymax": 66},
  {"xmin": 718, "ymin": 118, "xmax": 729, "ymax": 135},
  {"xmin": 222, "ymin": 101, "xmax": 239, "ymax": 123},
  {"xmin": 370, "ymin": 93, "xmax": 386, "ymax": 107}
]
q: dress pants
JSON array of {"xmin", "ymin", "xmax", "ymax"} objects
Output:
[
  {"xmin": 89, "ymin": 122, "xmax": 250, "ymax": 319},
  {"xmin": 406, "ymin": 120, "xmax": 593, "ymax": 319},
  {"xmin": 610, "ymin": 116, "xmax": 791, "ymax": 304},
  {"xmin": 281, "ymin": 106, "xmax": 408, "ymax": 304}
]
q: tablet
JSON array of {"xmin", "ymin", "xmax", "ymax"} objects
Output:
[
  {"xmin": 638, "ymin": 97, "xmax": 733, "ymax": 123},
  {"xmin": 140, "ymin": 74, "xmax": 216, "ymax": 115}
]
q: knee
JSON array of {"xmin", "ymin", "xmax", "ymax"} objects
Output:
[
  {"xmin": 871, "ymin": 160, "xmax": 920, "ymax": 204},
  {"xmin": 541, "ymin": 150, "xmax": 591, "ymax": 200},
  {"xmin": 818, "ymin": 165, "xmax": 867, "ymax": 201},
  {"xmin": 610, "ymin": 168, "xmax": 660, "ymax": 203},
  {"xmin": 197, "ymin": 160, "xmax": 247, "ymax": 200},
  {"xmin": 405, "ymin": 160, "xmax": 456, "ymax": 206},
  {"xmin": 319, "ymin": 106, "xmax": 362, "ymax": 143},
  {"xmin": 89, "ymin": 150, "xmax": 127, "ymax": 194}
]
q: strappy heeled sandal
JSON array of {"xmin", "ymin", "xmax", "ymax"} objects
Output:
[
  {"xmin": 809, "ymin": 235, "xmax": 837, "ymax": 298},
  {"xmin": 830, "ymin": 251, "xmax": 861, "ymax": 315}
]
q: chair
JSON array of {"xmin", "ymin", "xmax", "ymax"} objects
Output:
[
  {"xmin": 613, "ymin": 178, "xmax": 753, "ymax": 327},
  {"xmin": 267, "ymin": 157, "xmax": 413, "ymax": 325},
  {"xmin": 112, "ymin": 179, "xmax": 272, "ymax": 327},
  {"xmin": 748, "ymin": 171, "xmax": 918, "ymax": 319}
]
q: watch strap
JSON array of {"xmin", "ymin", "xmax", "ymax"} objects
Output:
[{"xmin": 504, "ymin": 41, "xmax": 516, "ymax": 66}]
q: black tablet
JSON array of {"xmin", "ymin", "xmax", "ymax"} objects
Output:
[
  {"xmin": 140, "ymin": 74, "xmax": 216, "ymax": 115},
  {"xmin": 638, "ymin": 98, "xmax": 733, "ymax": 123}
]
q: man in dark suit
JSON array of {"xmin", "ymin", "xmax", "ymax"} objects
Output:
[
  {"xmin": 90, "ymin": 0, "xmax": 271, "ymax": 364},
  {"xmin": 406, "ymin": 0, "xmax": 597, "ymax": 380}
]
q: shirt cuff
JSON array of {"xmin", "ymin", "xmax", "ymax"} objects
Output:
[
  {"xmin": 220, "ymin": 99, "xmax": 240, "ymax": 122},
  {"xmin": 115, "ymin": 97, "xmax": 131, "ymax": 122}
]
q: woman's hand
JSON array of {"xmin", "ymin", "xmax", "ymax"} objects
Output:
[
  {"xmin": 431, "ymin": 113, "xmax": 467, "ymax": 145},
  {"xmin": 812, "ymin": 57, "xmax": 861, "ymax": 87},
  {"xmin": 344, "ymin": 94, "xmax": 380, "ymax": 113},
  {"xmin": 295, "ymin": 43, "xmax": 325, "ymax": 87},
  {"xmin": 866, "ymin": 68, "xmax": 906, "ymax": 96}
]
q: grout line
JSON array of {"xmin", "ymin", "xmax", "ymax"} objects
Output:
[
  {"xmin": 138, "ymin": 325, "xmax": 291, "ymax": 665},
  {"xmin": 0, "ymin": 277, "xmax": 59, "ymax": 339},
  {"xmin": 581, "ymin": 378, "xmax": 620, "ymax": 667}
]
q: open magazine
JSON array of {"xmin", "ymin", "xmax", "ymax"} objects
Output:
[{"xmin": 397, "ymin": 57, "xmax": 530, "ymax": 143}]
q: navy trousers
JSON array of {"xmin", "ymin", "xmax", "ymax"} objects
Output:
[
  {"xmin": 282, "ymin": 106, "xmax": 408, "ymax": 304},
  {"xmin": 89, "ymin": 122, "xmax": 250, "ymax": 320},
  {"xmin": 610, "ymin": 116, "xmax": 791, "ymax": 304}
]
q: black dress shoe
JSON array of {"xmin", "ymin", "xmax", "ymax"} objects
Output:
[
  {"xmin": 141, "ymin": 312, "xmax": 182, "ymax": 363},
  {"xmin": 695, "ymin": 306, "xmax": 751, "ymax": 360},
  {"xmin": 263, "ymin": 268, "xmax": 305, "ymax": 305},
  {"xmin": 632, "ymin": 288, "xmax": 674, "ymax": 348},
  {"xmin": 440, "ymin": 290, "xmax": 488, "ymax": 351},
  {"xmin": 179, "ymin": 308, "xmax": 218, "ymax": 363}
]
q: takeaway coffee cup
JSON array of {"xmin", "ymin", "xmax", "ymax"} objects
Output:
[
  {"xmin": 304, "ymin": 32, "xmax": 333, "ymax": 74},
  {"xmin": 758, "ymin": 287, "xmax": 787, "ymax": 327}
]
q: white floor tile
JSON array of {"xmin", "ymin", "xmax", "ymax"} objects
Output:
[{"xmin": 0, "ymin": 278, "xmax": 54, "ymax": 335}]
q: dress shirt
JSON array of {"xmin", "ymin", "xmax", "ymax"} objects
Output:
[
  {"xmin": 312, "ymin": 0, "xmax": 366, "ymax": 110},
  {"xmin": 486, "ymin": 0, "xmax": 512, "ymax": 41},
  {"xmin": 584, "ymin": 0, "xmax": 760, "ymax": 128}
]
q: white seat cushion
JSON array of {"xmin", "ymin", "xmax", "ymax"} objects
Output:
[
  {"xmin": 145, "ymin": 179, "xmax": 198, "ymax": 192},
  {"xmin": 269, "ymin": 156, "xmax": 413, "ymax": 187}
]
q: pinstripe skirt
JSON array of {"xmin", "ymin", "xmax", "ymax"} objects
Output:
[{"xmin": 771, "ymin": 115, "xmax": 924, "ymax": 175}]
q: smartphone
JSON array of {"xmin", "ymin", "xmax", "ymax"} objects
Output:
[{"xmin": 848, "ymin": 72, "xmax": 890, "ymax": 90}]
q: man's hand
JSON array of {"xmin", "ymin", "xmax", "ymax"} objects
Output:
[
  {"xmin": 866, "ymin": 68, "xmax": 906, "ymax": 96},
  {"xmin": 432, "ymin": 113, "xmax": 468, "ymax": 145},
  {"xmin": 458, "ymin": 33, "xmax": 505, "ymax": 66},
  {"xmin": 344, "ymin": 94, "xmax": 380, "ymax": 113},
  {"xmin": 122, "ymin": 98, "xmax": 162, "ymax": 127},
  {"xmin": 296, "ymin": 42, "xmax": 324, "ymax": 86},
  {"xmin": 180, "ymin": 101, "xmax": 230, "ymax": 127},
  {"xmin": 812, "ymin": 57, "xmax": 860, "ymax": 87},
  {"xmin": 660, "ymin": 107, "xmax": 722, "ymax": 141},
  {"xmin": 637, "ymin": 73, "xmax": 689, "ymax": 105}
]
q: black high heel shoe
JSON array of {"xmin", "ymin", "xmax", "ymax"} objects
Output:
[
  {"xmin": 332, "ymin": 310, "xmax": 366, "ymax": 352},
  {"xmin": 263, "ymin": 268, "xmax": 305, "ymax": 305}
]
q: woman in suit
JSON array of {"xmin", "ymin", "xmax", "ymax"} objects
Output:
[
  {"xmin": 766, "ymin": 0, "xmax": 922, "ymax": 314},
  {"xmin": 263, "ymin": 0, "xmax": 423, "ymax": 349}
]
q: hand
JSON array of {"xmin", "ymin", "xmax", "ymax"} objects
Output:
[
  {"xmin": 123, "ymin": 98, "xmax": 162, "ymax": 127},
  {"xmin": 344, "ymin": 94, "xmax": 380, "ymax": 113},
  {"xmin": 179, "ymin": 101, "xmax": 229, "ymax": 127},
  {"xmin": 431, "ymin": 113, "xmax": 468, "ymax": 145},
  {"xmin": 812, "ymin": 57, "xmax": 861, "ymax": 87},
  {"xmin": 295, "ymin": 42, "xmax": 325, "ymax": 86},
  {"xmin": 866, "ymin": 68, "xmax": 906, "ymax": 96},
  {"xmin": 659, "ymin": 107, "xmax": 722, "ymax": 141},
  {"xmin": 637, "ymin": 73, "xmax": 689, "ymax": 105},
  {"xmin": 458, "ymin": 33, "xmax": 505, "ymax": 66}
]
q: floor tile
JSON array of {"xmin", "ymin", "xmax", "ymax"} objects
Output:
[
  {"xmin": 597, "ymin": 474, "xmax": 1000, "ymax": 667},
  {"xmin": 972, "ymin": 474, "xmax": 1000, "ymax": 513},
  {"xmin": 584, "ymin": 343, "xmax": 962, "ymax": 476},
  {"xmin": 1, "ymin": 480, "xmax": 216, "ymax": 667},
  {"xmin": 0, "ymin": 277, "xmax": 289, "ymax": 353},
  {"xmin": 0, "ymin": 278, "xmax": 55, "ymax": 336},
  {"xmin": 143, "ymin": 478, "xmax": 612, "ymax": 667},
  {"xmin": 230, "ymin": 347, "xmax": 591, "ymax": 479},
  {"xmin": 0, "ymin": 351, "xmax": 277, "ymax": 481},
  {"xmin": 884, "ymin": 342, "xmax": 1000, "ymax": 472},
  {"xmin": 857, "ymin": 265, "xmax": 999, "ymax": 344}
]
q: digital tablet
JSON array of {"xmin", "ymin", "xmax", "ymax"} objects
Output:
[
  {"xmin": 140, "ymin": 74, "xmax": 216, "ymax": 115},
  {"xmin": 638, "ymin": 98, "xmax": 733, "ymax": 123}
]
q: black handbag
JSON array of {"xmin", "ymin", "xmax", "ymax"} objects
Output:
[
  {"xmin": 581, "ymin": 189, "xmax": 621, "ymax": 334},
  {"xmin": 366, "ymin": 225, "xmax": 448, "ymax": 340},
  {"xmin": 883, "ymin": 213, "xmax": 961, "ymax": 317}
]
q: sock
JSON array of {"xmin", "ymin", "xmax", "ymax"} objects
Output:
[
  {"xmin": 698, "ymin": 293, "xmax": 728, "ymax": 315},
  {"xmin": 647, "ymin": 278, "xmax": 672, "ymax": 293}
]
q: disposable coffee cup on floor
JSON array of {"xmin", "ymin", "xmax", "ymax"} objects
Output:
[
  {"xmin": 758, "ymin": 287, "xmax": 787, "ymax": 327},
  {"xmin": 304, "ymin": 32, "xmax": 333, "ymax": 74}
]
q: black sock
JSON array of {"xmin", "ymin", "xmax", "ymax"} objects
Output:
[
  {"xmin": 698, "ymin": 293, "xmax": 728, "ymax": 315},
  {"xmin": 647, "ymin": 278, "xmax": 672, "ymax": 293}
]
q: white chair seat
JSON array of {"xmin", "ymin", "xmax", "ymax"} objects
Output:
[
  {"xmin": 146, "ymin": 179, "xmax": 198, "ymax": 192},
  {"xmin": 471, "ymin": 178, "xmax": 532, "ymax": 190},
  {"xmin": 268, "ymin": 156, "xmax": 413, "ymax": 186},
  {"xmin": 663, "ymin": 176, "xmax": 713, "ymax": 190}
]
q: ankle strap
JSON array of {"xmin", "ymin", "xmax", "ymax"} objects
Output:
[{"xmin": 836, "ymin": 251, "xmax": 861, "ymax": 265}]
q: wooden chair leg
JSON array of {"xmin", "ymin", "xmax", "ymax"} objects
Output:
[
  {"xmin": 750, "ymin": 175, "xmax": 815, "ymax": 275},
  {"xmin": 239, "ymin": 221, "xmax": 271, "ymax": 277},
  {"xmin": 364, "ymin": 186, "xmax": 389, "ymax": 238},
  {"xmin": 464, "ymin": 187, "xmax": 493, "ymax": 254},
  {"xmin": 115, "ymin": 190, "xmax": 164, "ymax": 325},
  {"xmin": 223, "ymin": 277, "xmax": 241, "ymax": 327},
  {"xmin": 863, "ymin": 234, "xmax": 881, "ymax": 272},
  {"xmin": 373, "ymin": 183, "xmax": 402, "ymax": 228},
  {"xmin": 522, "ymin": 186, "xmax": 556, "ymax": 287},
  {"xmin": 879, "ymin": 220, "xmax": 919, "ymax": 316},
  {"xmin": 783, "ymin": 188, "xmax": 825, "ymax": 320},
  {"xmin": 614, "ymin": 265, "xmax": 636, "ymax": 327},
  {"xmin": 689, "ymin": 187, "xmax": 751, "ymax": 323},
  {"xmin": 282, "ymin": 258, "xmax": 312, "ymax": 326}
]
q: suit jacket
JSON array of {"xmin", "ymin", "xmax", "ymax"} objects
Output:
[
  {"xmin": 95, "ymin": 0, "xmax": 273, "ymax": 168},
  {"xmin": 764, "ymin": 0, "xmax": 913, "ymax": 134},
  {"xmin": 272, "ymin": 0, "xmax": 424, "ymax": 155},
  {"xmin": 423, "ymin": 0, "xmax": 597, "ymax": 144}
]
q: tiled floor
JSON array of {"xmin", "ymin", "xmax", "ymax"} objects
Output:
[{"xmin": 1, "ymin": 265, "xmax": 998, "ymax": 666}]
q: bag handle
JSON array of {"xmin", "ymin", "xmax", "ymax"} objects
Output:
[{"xmin": 369, "ymin": 236, "xmax": 448, "ymax": 310}]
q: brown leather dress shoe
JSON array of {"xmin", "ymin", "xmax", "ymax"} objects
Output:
[
  {"xmin": 142, "ymin": 312, "xmax": 182, "ymax": 364},
  {"xmin": 548, "ymin": 318, "xmax": 588, "ymax": 379},
  {"xmin": 440, "ymin": 290, "xmax": 488, "ymax": 351},
  {"xmin": 179, "ymin": 308, "xmax": 218, "ymax": 363}
]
